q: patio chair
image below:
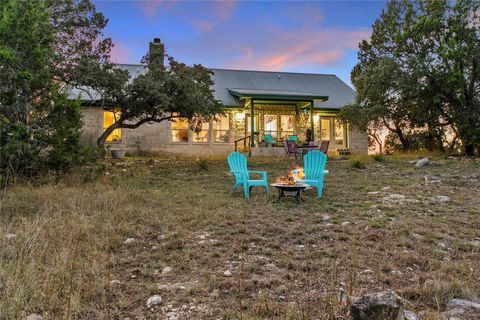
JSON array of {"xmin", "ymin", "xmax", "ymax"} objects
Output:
[
  {"xmin": 287, "ymin": 135, "xmax": 299, "ymax": 142},
  {"xmin": 264, "ymin": 134, "xmax": 276, "ymax": 145},
  {"xmin": 319, "ymin": 140, "xmax": 330, "ymax": 154},
  {"xmin": 227, "ymin": 152, "xmax": 268, "ymax": 199},
  {"xmin": 283, "ymin": 140, "xmax": 301, "ymax": 160},
  {"xmin": 295, "ymin": 150, "xmax": 329, "ymax": 198}
]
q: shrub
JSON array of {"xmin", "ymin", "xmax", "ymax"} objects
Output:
[
  {"xmin": 371, "ymin": 153, "xmax": 386, "ymax": 162},
  {"xmin": 197, "ymin": 157, "xmax": 209, "ymax": 171},
  {"xmin": 350, "ymin": 157, "xmax": 366, "ymax": 169}
]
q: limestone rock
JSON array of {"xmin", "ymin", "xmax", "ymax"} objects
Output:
[
  {"xmin": 146, "ymin": 295, "xmax": 162, "ymax": 307},
  {"xmin": 26, "ymin": 314, "xmax": 42, "ymax": 320},
  {"xmin": 444, "ymin": 298, "xmax": 480, "ymax": 319},
  {"xmin": 383, "ymin": 194, "xmax": 418, "ymax": 204},
  {"xmin": 5, "ymin": 233, "xmax": 16, "ymax": 240},
  {"xmin": 124, "ymin": 238, "xmax": 135, "ymax": 245},
  {"xmin": 351, "ymin": 291, "xmax": 404, "ymax": 320},
  {"xmin": 162, "ymin": 267, "xmax": 172, "ymax": 275},
  {"xmin": 403, "ymin": 310, "xmax": 418, "ymax": 320},
  {"xmin": 415, "ymin": 158, "xmax": 429, "ymax": 167}
]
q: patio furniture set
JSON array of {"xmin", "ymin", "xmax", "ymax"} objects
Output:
[
  {"xmin": 227, "ymin": 150, "xmax": 329, "ymax": 202},
  {"xmin": 283, "ymin": 138, "xmax": 329, "ymax": 160}
]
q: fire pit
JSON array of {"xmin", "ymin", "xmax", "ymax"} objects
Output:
[
  {"xmin": 272, "ymin": 167, "xmax": 308, "ymax": 203},
  {"xmin": 271, "ymin": 183, "xmax": 308, "ymax": 203}
]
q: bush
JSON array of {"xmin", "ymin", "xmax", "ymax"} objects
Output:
[
  {"xmin": 371, "ymin": 153, "xmax": 386, "ymax": 162},
  {"xmin": 0, "ymin": 99, "xmax": 97, "ymax": 184},
  {"xmin": 197, "ymin": 157, "xmax": 209, "ymax": 171},
  {"xmin": 350, "ymin": 157, "xmax": 366, "ymax": 169}
]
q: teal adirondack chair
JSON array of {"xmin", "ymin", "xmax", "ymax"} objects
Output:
[
  {"xmin": 264, "ymin": 134, "xmax": 276, "ymax": 145},
  {"xmin": 295, "ymin": 150, "xmax": 328, "ymax": 198},
  {"xmin": 227, "ymin": 152, "xmax": 268, "ymax": 199},
  {"xmin": 287, "ymin": 135, "xmax": 299, "ymax": 142}
]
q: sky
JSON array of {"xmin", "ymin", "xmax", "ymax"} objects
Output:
[{"xmin": 93, "ymin": 0, "xmax": 388, "ymax": 87}]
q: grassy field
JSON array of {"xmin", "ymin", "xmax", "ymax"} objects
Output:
[{"xmin": 0, "ymin": 154, "xmax": 479, "ymax": 319}]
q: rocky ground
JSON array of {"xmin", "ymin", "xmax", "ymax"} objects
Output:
[{"xmin": 0, "ymin": 154, "xmax": 479, "ymax": 319}]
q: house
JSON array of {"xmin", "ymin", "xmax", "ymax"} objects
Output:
[{"xmin": 77, "ymin": 41, "xmax": 367, "ymax": 156}]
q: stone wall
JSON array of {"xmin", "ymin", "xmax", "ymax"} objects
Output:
[
  {"xmin": 348, "ymin": 129, "xmax": 368, "ymax": 155},
  {"xmin": 80, "ymin": 108, "xmax": 369, "ymax": 156}
]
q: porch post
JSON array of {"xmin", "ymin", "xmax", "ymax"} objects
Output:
[
  {"xmin": 310, "ymin": 100, "xmax": 314, "ymax": 141},
  {"xmin": 250, "ymin": 98, "xmax": 255, "ymax": 148}
]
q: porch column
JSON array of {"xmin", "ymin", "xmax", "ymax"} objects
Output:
[
  {"xmin": 250, "ymin": 98, "xmax": 255, "ymax": 148},
  {"xmin": 310, "ymin": 100, "xmax": 314, "ymax": 141}
]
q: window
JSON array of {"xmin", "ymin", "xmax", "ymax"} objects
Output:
[
  {"xmin": 280, "ymin": 115, "xmax": 295, "ymax": 139},
  {"xmin": 321, "ymin": 118, "xmax": 331, "ymax": 141},
  {"xmin": 213, "ymin": 114, "xmax": 230, "ymax": 143},
  {"xmin": 313, "ymin": 115, "xmax": 320, "ymax": 140},
  {"xmin": 193, "ymin": 120, "xmax": 209, "ymax": 143},
  {"xmin": 103, "ymin": 111, "xmax": 122, "ymax": 142},
  {"xmin": 335, "ymin": 119, "xmax": 345, "ymax": 146},
  {"xmin": 264, "ymin": 114, "xmax": 278, "ymax": 140},
  {"xmin": 171, "ymin": 118, "xmax": 189, "ymax": 143}
]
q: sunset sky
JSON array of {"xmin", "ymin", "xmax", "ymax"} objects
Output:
[{"xmin": 94, "ymin": 0, "xmax": 388, "ymax": 86}]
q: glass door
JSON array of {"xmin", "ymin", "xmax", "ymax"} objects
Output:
[
  {"xmin": 264, "ymin": 114, "xmax": 278, "ymax": 140},
  {"xmin": 280, "ymin": 115, "xmax": 295, "ymax": 140}
]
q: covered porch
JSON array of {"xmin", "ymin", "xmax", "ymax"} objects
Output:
[{"xmin": 228, "ymin": 89, "xmax": 349, "ymax": 155}]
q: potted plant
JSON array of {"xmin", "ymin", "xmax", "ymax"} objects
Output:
[{"xmin": 111, "ymin": 149, "xmax": 126, "ymax": 159}]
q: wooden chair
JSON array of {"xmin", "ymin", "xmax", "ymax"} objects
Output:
[{"xmin": 319, "ymin": 140, "xmax": 330, "ymax": 154}]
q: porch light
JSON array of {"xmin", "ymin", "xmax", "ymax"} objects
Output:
[{"xmin": 235, "ymin": 112, "xmax": 245, "ymax": 121}]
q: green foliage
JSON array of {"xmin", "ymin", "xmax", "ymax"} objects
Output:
[
  {"xmin": 457, "ymin": 243, "xmax": 474, "ymax": 252},
  {"xmin": 343, "ymin": 0, "xmax": 480, "ymax": 155},
  {"xmin": 371, "ymin": 153, "xmax": 386, "ymax": 162},
  {"xmin": 350, "ymin": 157, "xmax": 366, "ymax": 169},
  {"xmin": 95, "ymin": 41, "xmax": 224, "ymax": 146},
  {"xmin": 197, "ymin": 157, "xmax": 209, "ymax": 171},
  {"xmin": 0, "ymin": 0, "xmax": 101, "ymax": 182}
]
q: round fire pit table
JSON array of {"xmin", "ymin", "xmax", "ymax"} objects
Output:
[{"xmin": 271, "ymin": 183, "xmax": 308, "ymax": 203}]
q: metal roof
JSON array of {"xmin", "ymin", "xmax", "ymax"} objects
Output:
[
  {"xmin": 68, "ymin": 64, "xmax": 356, "ymax": 110},
  {"xmin": 213, "ymin": 69, "xmax": 355, "ymax": 109}
]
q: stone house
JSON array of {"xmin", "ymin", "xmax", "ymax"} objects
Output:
[{"xmin": 75, "ymin": 42, "xmax": 367, "ymax": 156}]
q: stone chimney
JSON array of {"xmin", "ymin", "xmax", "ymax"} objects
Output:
[{"xmin": 149, "ymin": 37, "xmax": 164, "ymax": 67}]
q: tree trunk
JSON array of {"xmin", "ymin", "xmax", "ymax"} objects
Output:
[
  {"xmin": 97, "ymin": 123, "xmax": 119, "ymax": 147},
  {"xmin": 395, "ymin": 127, "xmax": 410, "ymax": 151}
]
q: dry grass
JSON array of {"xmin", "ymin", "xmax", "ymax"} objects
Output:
[{"xmin": 0, "ymin": 154, "xmax": 479, "ymax": 319}]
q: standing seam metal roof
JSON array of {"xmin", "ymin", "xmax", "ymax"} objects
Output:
[{"xmin": 68, "ymin": 64, "xmax": 356, "ymax": 110}]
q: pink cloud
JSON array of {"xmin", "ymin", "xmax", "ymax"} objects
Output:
[
  {"xmin": 193, "ymin": 19, "xmax": 215, "ymax": 33},
  {"xmin": 109, "ymin": 41, "xmax": 134, "ymax": 64},
  {"xmin": 215, "ymin": 0, "xmax": 236, "ymax": 21},
  {"xmin": 229, "ymin": 28, "xmax": 369, "ymax": 71},
  {"xmin": 190, "ymin": 0, "xmax": 236, "ymax": 33},
  {"xmin": 138, "ymin": 0, "xmax": 177, "ymax": 19}
]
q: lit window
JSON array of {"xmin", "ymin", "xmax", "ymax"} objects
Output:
[
  {"xmin": 103, "ymin": 111, "xmax": 122, "ymax": 142},
  {"xmin": 193, "ymin": 119, "xmax": 209, "ymax": 143},
  {"xmin": 321, "ymin": 118, "xmax": 331, "ymax": 141},
  {"xmin": 213, "ymin": 114, "xmax": 230, "ymax": 143},
  {"xmin": 335, "ymin": 119, "xmax": 344, "ymax": 146},
  {"xmin": 171, "ymin": 117, "xmax": 189, "ymax": 143}
]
